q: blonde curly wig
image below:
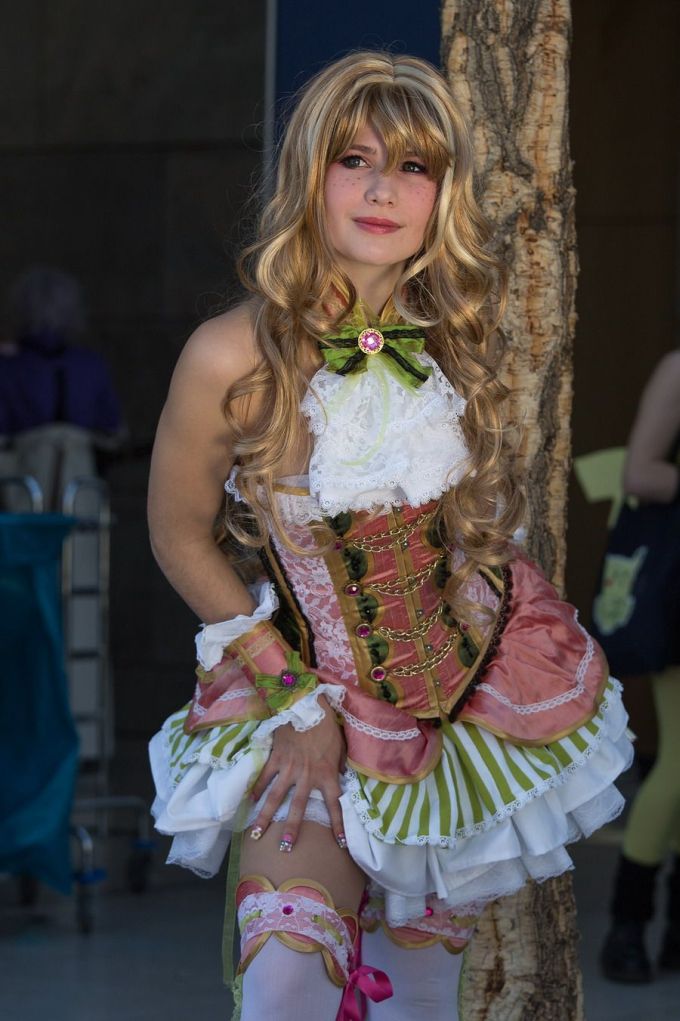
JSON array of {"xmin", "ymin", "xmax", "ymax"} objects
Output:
[{"xmin": 223, "ymin": 50, "xmax": 525, "ymax": 613}]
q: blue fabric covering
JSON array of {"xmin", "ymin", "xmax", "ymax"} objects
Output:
[{"xmin": 0, "ymin": 514, "xmax": 78, "ymax": 893}]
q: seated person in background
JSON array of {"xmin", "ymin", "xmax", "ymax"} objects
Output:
[{"xmin": 0, "ymin": 266, "xmax": 123, "ymax": 509}]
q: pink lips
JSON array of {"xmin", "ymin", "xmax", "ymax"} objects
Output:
[{"xmin": 353, "ymin": 217, "xmax": 401, "ymax": 234}]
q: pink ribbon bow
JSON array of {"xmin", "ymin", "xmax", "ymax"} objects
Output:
[{"xmin": 337, "ymin": 965, "xmax": 393, "ymax": 1021}]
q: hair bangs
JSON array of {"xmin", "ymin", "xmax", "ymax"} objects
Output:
[
  {"xmin": 367, "ymin": 88, "xmax": 453, "ymax": 181},
  {"xmin": 324, "ymin": 84, "xmax": 453, "ymax": 181}
]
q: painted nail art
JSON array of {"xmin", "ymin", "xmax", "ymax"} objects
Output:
[
  {"xmin": 279, "ymin": 833, "xmax": 294, "ymax": 853},
  {"xmin": 336, "ymin": 832, "xmax": 348, "ymax": 850},
  {"xmin": 250, "ymin": 825, "xmax": 263, "ymax": 841}
]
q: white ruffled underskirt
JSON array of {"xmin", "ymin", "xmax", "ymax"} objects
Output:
[{"xmin": 149, "ymin": 679, "xmax": 632, "ymax": 925}]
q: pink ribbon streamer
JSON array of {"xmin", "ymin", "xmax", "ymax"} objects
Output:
[{"xmin": 337, "ymin": 965, "xmax": 393, "ymax": 1021}]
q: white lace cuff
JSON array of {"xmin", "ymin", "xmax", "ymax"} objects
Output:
[
  {"xmin": 195, "ymin": 580, "xmax": 279, "ymax": 670},
  {"xmin": 250, "ymin": 684, "xmax": 347, "ymax": 748}
]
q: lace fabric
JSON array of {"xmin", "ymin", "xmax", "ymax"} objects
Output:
[
  {"xmin": 195, "ymin": 580, "xmax": 278, "ymax": 670},
  {"xmin": 272, "ymin": 526, "xmax": 358, "ymax": 685},
  {"xmin": 301, "ymin": 353, "xmax": 469, "ymax": 517},
  {"xmin": 238, "ymin": 890, "xmax": 352, "ymax": 979},
  {"xmin": 224, "ymin": 351, "xmax": 469, "ymax": 521}
]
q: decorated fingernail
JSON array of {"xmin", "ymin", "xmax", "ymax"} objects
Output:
[
  {"xmin": 279, "ymin": 833, "xmax": 294, "ymax": 853},
  {"xmin": 250, "ymin": 825, "xmax": 263, "ymax": 841},
  {"xmin": 336, "ymin": 832, "xmax": 347, "ymax": 850}
]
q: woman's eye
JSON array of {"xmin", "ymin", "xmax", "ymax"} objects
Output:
[
  {"xmin": 402, "ymin": 160, "xmax": 427, "ymax": 174},
  {"xmin": 339, "ymin": 154, "xmax": 367, "ymax": 169}
]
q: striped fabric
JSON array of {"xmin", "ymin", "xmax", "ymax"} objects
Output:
[
  {"xmin": 160, "ymin": 677, "xmax": 616, "ymax": 846},
  {"xmin": 164, "ymin": 709, "xmax": 259, "ymax": 787}
]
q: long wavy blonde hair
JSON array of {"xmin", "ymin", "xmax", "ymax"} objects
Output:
[{"xmin": 224, "ymin": 50, "xmax": 525, "ymax": 611}]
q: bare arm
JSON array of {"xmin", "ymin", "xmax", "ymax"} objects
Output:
[
  {"xmin": 149, "ymin": 307, "xmax": 346, "ymax": 852},
  {"xmin": 147, "ymin": 307, "xmax": 259, "ymax": 623},
  {"xmin": 624, "ymin": 350, "xmax": 680, "ymax": 504}
]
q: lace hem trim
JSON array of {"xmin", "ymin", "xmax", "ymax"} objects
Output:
[{"xmin": 344, "ymin": 682, "xmax": 629, "ymax": 847}]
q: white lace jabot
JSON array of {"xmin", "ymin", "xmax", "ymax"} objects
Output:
[{"xmin": 225, "ymin": 351, "xmax": 469, "ymax": 520}]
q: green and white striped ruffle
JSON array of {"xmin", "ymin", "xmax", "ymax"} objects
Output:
[
  {"xmin": 162, "ymin": 707, "xmax": 259, "ymax": 790},
  {"xmin": 157, "ymin": 677, "xmax": 623, "ymax": 847},
  {"xmin": 345, "ymin": 677, "xmax": 622, "ymax": 847}
]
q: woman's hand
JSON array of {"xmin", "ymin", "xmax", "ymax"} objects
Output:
[{"xmin": 248, "ymin": 697, "xmax": 347, "ymax": 851}]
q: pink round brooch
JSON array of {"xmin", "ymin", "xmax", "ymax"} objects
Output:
[{"xmin": 357, "ymin": 328, "xmax": 385, "ymax": 355}]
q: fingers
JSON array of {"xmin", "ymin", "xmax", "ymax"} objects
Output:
[
  {"xmin": 276, "ymin": 785, "xmax": 309, "ymax": 852},
  {"xmin": 249, "ymin": 757, "xmax": 280, "ymax": 804},
  {"xmin": 248, "ymin": 778, "xmax": 347, "ymax": 855},
  {"xmin": 322, "ymin": 780, "xmax": 347, "ymax": 850},
  {"xmin": 249, "ymin": 774, "xmax": 295, "ymax": 843}
]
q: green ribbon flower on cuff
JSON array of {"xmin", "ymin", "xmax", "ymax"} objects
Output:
[
  {"xmin": 318, "ymin": 322, "xmax": 432, "ymax": 392},
  {"xmin": 254, "ymin": 650, "xmax": 318, "ymax": 713}
]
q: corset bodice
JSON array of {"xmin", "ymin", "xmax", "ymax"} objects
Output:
[{"xmin": 266, "ymin": 499, "xmax": 505, "ymax": 721}]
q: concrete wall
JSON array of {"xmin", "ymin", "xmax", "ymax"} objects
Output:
[{"xmin": 0, "ymin": 2, "xmax": 266, "ymax": 736}]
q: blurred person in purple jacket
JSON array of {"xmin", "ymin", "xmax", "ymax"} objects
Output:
[{"xmin": 0, "ymin": 267, "xmax": 123, "ymax": 508}]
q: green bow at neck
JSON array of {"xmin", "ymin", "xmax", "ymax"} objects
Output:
[{"xmin": 318, "ymin": 321, "xmax": 432, "ymax": 391}]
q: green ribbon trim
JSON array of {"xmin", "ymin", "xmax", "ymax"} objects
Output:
[
  {"xmin": 319, "ymin": 323, "xmax": 432, "ymax": 391},
  {"xmin": 254, "ymin": 649, "xmax": 318, "ymax": 713}
]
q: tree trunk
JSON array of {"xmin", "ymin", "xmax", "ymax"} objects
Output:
[{"xmin": 441, "ymin": 2, "xmax": 583, "ymax": 1018}]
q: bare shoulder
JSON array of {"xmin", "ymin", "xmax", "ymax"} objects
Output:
[{"xmin": 174, "ymin": 303, "xmax": 259, "ymax": 389}]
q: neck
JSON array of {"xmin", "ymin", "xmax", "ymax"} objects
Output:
[{"xmin": 337, "ymin": 262, "xmax": 405, "ymax": 318}]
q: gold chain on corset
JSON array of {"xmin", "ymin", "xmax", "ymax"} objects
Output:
[
  {"xmin": 376, "ymin": 601, "xmax": 444, "ymax": 641},
  {"xmin": 390, "ymin": 629, "xmax": 460, "ymax": 677},
  {"xmin": 367, "ymin": 555, "xmax": 444, "ymax": 596},
  {"xmin": 346, "ymin": 509, "xmax": 435, "ymax": 553}
]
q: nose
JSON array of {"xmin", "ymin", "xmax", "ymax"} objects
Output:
[{"xmin": 365, "ymin": 169, "xmax": 396, "ymax": 206}]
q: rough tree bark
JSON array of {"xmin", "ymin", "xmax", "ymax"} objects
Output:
[{"xmin": 441, "ymin": 2, "xmax": 583, "ymax": 1019}]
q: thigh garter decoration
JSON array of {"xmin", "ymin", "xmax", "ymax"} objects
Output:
[
  {"xmin": 236, "ymin": 875, "xmax": 393, "ymax": 1020},
  {"xmin": 360, "ymin": 885, "xmax": 481, "ymax": 954}
]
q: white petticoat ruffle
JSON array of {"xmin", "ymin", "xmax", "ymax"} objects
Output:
[
  {"xmin": 149, "ymin": 682, "xmax": 347, "ymax": 877},
  {"xmin": 300, "ymin": 353, "xmax": 469, "ymax": 517},
  {"xmin": 344, "ymin": 687, "xmax": 632, "ymax": 925},
  {"xmin": 149, "ymin": 677, "xmax": 632, "ymax": 922}
]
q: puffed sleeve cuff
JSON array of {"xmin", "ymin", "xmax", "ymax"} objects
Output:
[
  {"xmin": 195, "ymin": 580, "xmax": 279, "ymax": 671},
  {"xmin": 250, "ymin": 684, "xmax": 347, "ymax": 748}
]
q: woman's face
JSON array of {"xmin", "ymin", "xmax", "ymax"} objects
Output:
[{"xmin": 323, "ymin": 121, "xmax": 438, "ymax": 286}]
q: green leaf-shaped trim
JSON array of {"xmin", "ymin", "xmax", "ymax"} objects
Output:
[
  {"xmin": 459, "ymin": 632, "xmax": 480, "ymax": 668},
  {"xmin": 342, "ymin": 545, "xmax": 368, "ymax": 581},
  {"xmin": 357, "ymin": 593, "xmax": 379, "ymax": 622}
]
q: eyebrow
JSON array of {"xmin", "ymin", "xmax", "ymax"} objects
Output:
[{"xmin": 345, "ymin": 143, "xmax": 422, "ymax": 157}]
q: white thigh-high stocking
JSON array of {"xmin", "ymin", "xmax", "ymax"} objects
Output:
[
  {"xmin": 363, "ymin": 926, "xmax": 463, "ymax": 1021},
  {"xmin": 240, "ymin": 937, "xmax": 344, "ymax": 1021}
]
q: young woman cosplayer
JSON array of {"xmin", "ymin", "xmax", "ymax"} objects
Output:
[{"xmin": 148, "ymin": 52, "xmax": 633, "ymax": 1019}]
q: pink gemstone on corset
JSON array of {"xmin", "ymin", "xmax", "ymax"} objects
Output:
[
  {"xmin": 370, "ymin": 666, "xmax": 386, "ymax": 682},
  {"xmin": 461, "ymin": 622, "xmax": 469, "ymax": 631},
  {"xmin": 345, "ymin": 583, "xmax": 361, "ymax": 596},
  {"xmin": 357, "ymin": 328, "xmax": 385, "ymax": 354},
  {"xmin": 356, "ymin": 623, "xmax": 372, "ymax": 638},
  {"xmin": 334, "ymin": 540, "xmax": 344, "ymax": 550},
  {"xmin": 280, "ymin": 672, "xmax": 297, "ymax": 687},
  {"xmin": 282, "ymin": 904, "xmax": 294, "ymax": 915},
  {"xmin": 424, "ymin": 907, "xmax": 434, "ymax": 917}
]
